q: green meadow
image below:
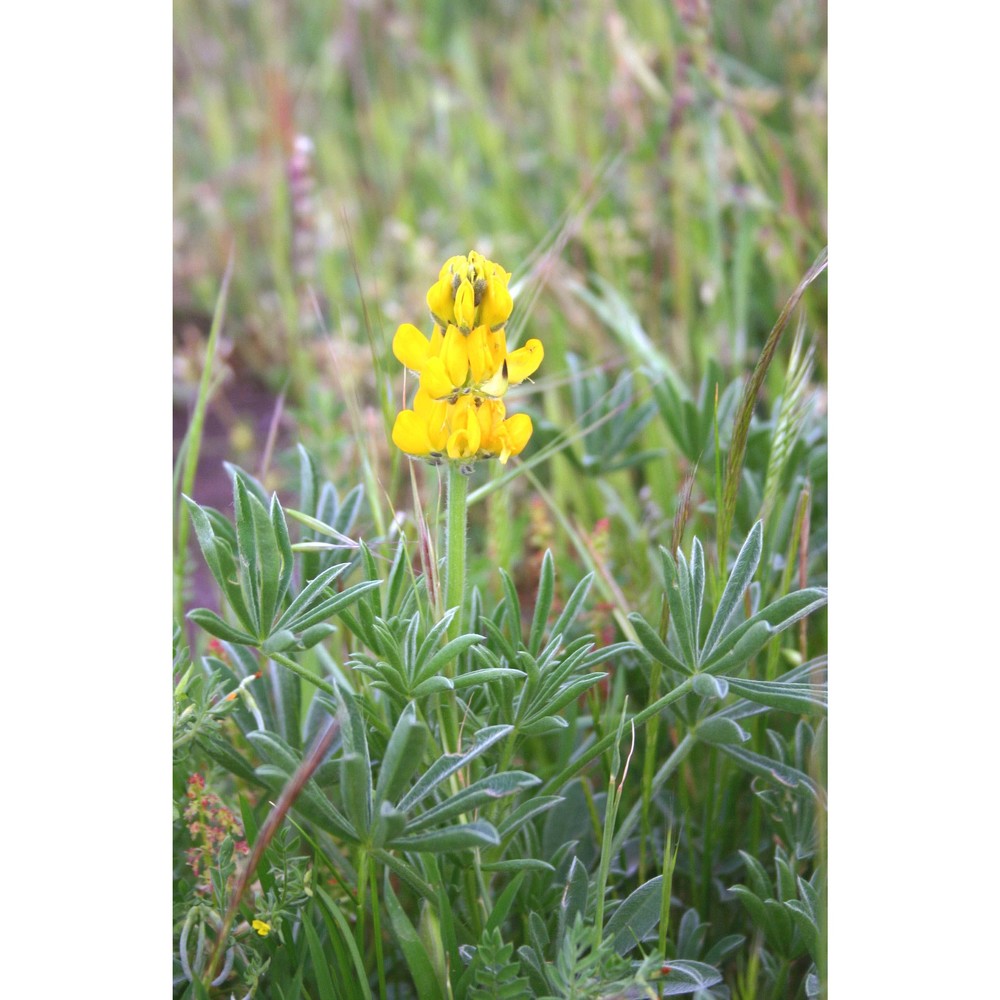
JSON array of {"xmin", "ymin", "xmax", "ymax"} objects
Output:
[{"xmin": 173, "ymin": 2, "xmax": 827, "ymax": 997}]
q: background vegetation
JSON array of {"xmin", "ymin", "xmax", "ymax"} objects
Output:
[{"xmin": 173, "ymin": 1, "xmax": 827, "ymax": 997}]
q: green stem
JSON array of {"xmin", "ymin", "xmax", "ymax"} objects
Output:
[
  {"xmin": 610, "ymin": 732, "xmax": 696, "ymax": 859},
  {"xmin": 444, "ymin": 461, "xmax": 469, "ymax": 641},
  {"xmin": 638, "ymin": 656, "xmax": 663, "ymax": 883},
  {"xmin": 369, "ymin": 856, "xmax": 387, "ymax": 1000},
  {"xmin": 438, "ymin": 462, "xmax": 468, "ymax": 755},
  {"xmin": 594, "ymin": 773, "xmax": 623, "ymax": 949}
]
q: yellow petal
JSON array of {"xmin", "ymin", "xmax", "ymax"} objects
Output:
[
  {"xmin": 414, "ymin": 388, "xmax": 449, "ymax": 451},
  {"xmin": 479, "ymin": 271, "xmax": 513, "ymax": 329},
  {"xmin": 392, "ymin": 410, "xmax": 431, "ymax": 457},
  {"xmin": 466, "ymin": 326, "xmax": 500, "ymax": 385},
  {"xmin": 428, "ymin": 324, "xmax": 444, "ymax": 357},
  {"xmin": 426, "ymin": 278, "xmax": 455, "ymax": 326},
  {"xmin": 438, "ymin": 254, "xmax": 468, "ymax": 283},
  {"xmin": 507, "ymin": 338, "xmax": 543, "ymax": 384},
  {"xmin": 446, "ymin": 404, "xmax": 482, "ymax": 460},
  {"xmin": 441, "ymin": 324, "xmax": 469, "ymax": 388},
  {"xmin": 392, "ymin": 324, "xmax": 432, "ymax": 371},
  {"xmin": 454, "ymin": 279, "xmax": 477, "ymax": 332},
  {"xmin": 420, "ymin": 358, "xmax": 455, "ymax": 400},
  {"xmin": 496, "ymin": 413, "xmax": 533, "ymax": 464}
]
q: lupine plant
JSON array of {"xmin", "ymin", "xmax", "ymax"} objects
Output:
[{"xmin": 174, "ymin": 236, "xmax": 827, "ymax": 999}]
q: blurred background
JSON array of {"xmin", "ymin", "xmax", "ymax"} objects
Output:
[{"xmin": 173, "ymin": 0, "xmax": 827, "ymax": 605}]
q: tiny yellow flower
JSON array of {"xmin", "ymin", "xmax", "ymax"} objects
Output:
[{"xmin": 252, "ymin": 919, "xmax": 272, "ymax": 937}]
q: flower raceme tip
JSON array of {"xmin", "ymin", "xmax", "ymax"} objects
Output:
[{"xmin": 391, "ymin": 251, "xmax": 542, "ymax": 466}]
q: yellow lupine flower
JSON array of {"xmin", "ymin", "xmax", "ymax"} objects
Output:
[
  {"xmin": 252, "ymin": 919, "xmax": 272, "ymax": 937},
  {"xmin": 392, "ymin": 251, "xmax": 539, "ymax": 465}
]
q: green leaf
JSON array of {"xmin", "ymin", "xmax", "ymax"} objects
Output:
[
  {"xmin": 405, "ymin": 772, "xmax": 540, "ymax": 832},
  {"xmin": 383, "ymin": 874, "xmax": 446, "ymax": 1000},
  {"xmin": 696, "ymin": 717, "xmax": 751, "ymax": 745},
  {"xmin": 557, "ymin": 856, "xmax": 589, "ymax": 945},
  {"xmin": 718, "ymin": 744, "xmax": 822, "ymax": 797},
  {"xmin": 291, "ymin": 579, "xmax": 383, "ymax": 632},
  {"xmin": 186, "ymin": 608, "xmax": 256, "ymax": 646},
  {"xmin": 690, "ymin": 536, "xmax": 706, "ymax": 645},
  {"xmin": 302, "ymin": 910, "xmax": 340, "ymax": 1000},
  {"xmin": 702, "ymin": 520, "xmax": 764, "ymax": 658},
  {"xmin": 385, "ymin": 539, "xmax": 409, "ymax": 616},
  {"xmin": 737, "ymin": 850, "xmax": 773, "ymax": 900},
  {"xmin": 725, "ymin": 676, "xmax": 827, "ymax": 713},
  {"xmin": 300, "ymin": 623, "xmax": 337, "ymax": 648},
  {"xmin": 270, "ymin": 494, "xmax": 294, "ymax": 615},
  {"xmin": 337, "ymin": 693, "xmax": 372, "ymax": 835},
  {"xmin": 701, "ymin": 587, "xmax": 828, "ymax": 674},
  {"xmin": 195, "ymin": 728, "xmax": 260, "ymax": 785},
  {"xmin": 692, "ymin": 673, "xmax": 729, "ymax": 699},
  {"xmin": 413, "ymin": 608, "xmax": 459, "ymax": 674},
  {"xmin": 233, "ymin": 477, "xmax": 262, "ymax": 636},
  {"xmin": 397, "ymin": 726, "xmax": 512, "ymax": 813},
  {"xmin": 662, "ymin": 548, "xmax": 697, "ymax": 668},
  {"xmin": 373, "ymin": 801, "xmax": 407, "ymax": 847},
  {"xmin": 451, "ymin": 668, "xmax": 527, "ymax": 690},
  {"xmin": 273, "ymin": 563, "xmax": 350, "ymax": 631},
  {"xmin": 484, "ymin": 872, "xmax": 526, "ymax": 934},
  {"xmin": 729, "ymin": 885, "xmax": 768, "ymax": 930},
  {"xmin": 248, "ymin": 731, "xmax": 358, "ymax": 841},
  {"xmin": 261, "ymin": 629, "xmax": 299, "ymax": 654},
  {"xmin": 658, "ymin": 959, "xmax": 724, "ymax": 995},
  {"xmin": 530, "ymin": 672, "xmax": 607, "ymax": 720},
  {"xmin": 549, "ymin": 572, "xmax": 594, "ymax": 644},
  {"xmin": 480, "ymin": 859, "xmax": 555, "ymax": 874},
  {"xmin": 314, "ymin": 887, "xmax": 373, "ymax": 1000},
  {"xmin": 253, "ymin": 765, "xmax": 357, "ymax": 842},
  {"xmin": 498, "ymin": 568, "xmax": 522, "ymax": 640},
  {"xmin": 417, "ymin": 633, "xmax": 487, "ymax": 685},
  {"xmin": 604, "ymin": 874, "xmax": 664, "ymax": 954},
  {"xmin": 374, "ymin": 704, "xmax": 428, "ymax": 809},
  {"xmin": 527, "ymin": 550, "xmax": 555, "ymax": 656},
  {"xmin": 628, "ymin": 612, "xmax": 690, "ymax": 674},
  {"xmin": 183, "ymin": 497, "xmax": 254, "ymax": 632},
  {"xmin": 519, "ymin": 715, "xmax": 569, "ymax": 737},
  {"xmin": 496, "ymin": 795, "xmax": 563, "ymax": 839},
  {"xmin": 411, "ymin": 676, "xmax": 455, "ymax": 698},
  {"xmin": 785, "ymin": 899, "xmax": 820, "ymax": 959},
  {"xmin": 393, "ymin": 819, "xmax": 500, "ymax": 853}
]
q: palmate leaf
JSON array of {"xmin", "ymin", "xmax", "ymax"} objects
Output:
[
  {"xmin": 396, "ymin": 725, "xmax": 512, "ymax": 814},
  {"xmin": 403, "ymin": 772, "xmax": 540, "ymax": 834}
]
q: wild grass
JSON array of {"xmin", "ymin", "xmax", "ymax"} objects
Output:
[{"xmin": 173, "ymin": 2, "xmax": 827, "ymax": 997}]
